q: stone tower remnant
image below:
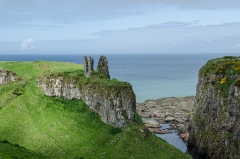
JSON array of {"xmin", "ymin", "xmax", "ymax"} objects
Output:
[
  {"xmin": 97, "ymin": 55, "xmax": 110, "ymax": 79},
  {"xmin": 83, "ymin": 56, "xmax": 94, "ymax": 78},
  {"xmin": 83, "ymin": 56, "xmax": 88, "ymax": 74}
]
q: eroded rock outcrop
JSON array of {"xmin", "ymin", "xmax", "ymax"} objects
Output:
[
  {"xmin": 0, "ymin": 68, "xmax": 23, "ymax": 85},
  {"xmin": 37, "ymin": 76, "xmax": 136, "ymax": 127},
  {"xmin": 37, "ymin": 56, "xmax": 136, "ymax": 127},
  {"xmin": 188, "ymin": 56, "xmax": 240, "ymax": 159}
]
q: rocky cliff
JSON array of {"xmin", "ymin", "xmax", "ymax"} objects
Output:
[
  {"xmin": 37, "ymin": 74, "xmax": 136, "ymax": 127},
  {"xmin": 0, "ymin": 68, "xmax": 23, "ymax": 85},
  {"xmin": 188, "ymin": 56, "xmax": 240, "ymax": 159}
]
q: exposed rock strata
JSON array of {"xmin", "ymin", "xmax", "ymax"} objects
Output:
[
  {"xmin": 37, "ymin": 76, "xmax": 136, "ymax": 127},
  {"xmin": 187, "ymin": 56, "xmax": 240, "ymax": 159}
]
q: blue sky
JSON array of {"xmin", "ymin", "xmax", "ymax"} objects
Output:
[{"xmin": 0, "ymin": 0, "xmax": 240, "ymax": 54}]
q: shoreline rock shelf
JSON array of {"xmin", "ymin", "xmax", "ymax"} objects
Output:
[{"xmin": 137, "ymin": 96, "xmax": 196, "ymax": 134}]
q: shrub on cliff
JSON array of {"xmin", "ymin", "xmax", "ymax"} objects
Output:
[{"xmin": 199, "ymin": 56, "xmax": 240, "ymax": 96}]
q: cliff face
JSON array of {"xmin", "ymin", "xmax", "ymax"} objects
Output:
[
  {"xmin": 188, "ymin": 56, "xmax": 240, "ymax": 159},
  {"xmin": 37, "ymin": 75, "xmax": 136, "ymax": 127},
  {"xmin": 0, "ymin": 68, "xmax": 22, "ymax": 85}
]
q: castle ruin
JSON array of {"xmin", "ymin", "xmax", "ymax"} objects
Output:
[
  {"xmin": 97, "ymin": 55, "xmax": 110, "ymax": 79},
  {"xmin": 83, "ymin": 55, "xmax": 110, "ymax": 79},
  {"xmin": 83, "ymin": 56, "xmax": 94, "ymax": 78}
]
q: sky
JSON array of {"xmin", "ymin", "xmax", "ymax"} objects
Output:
[{"xmin": 0, "ymin": 0, "xmax": 240, "ymax": 54}]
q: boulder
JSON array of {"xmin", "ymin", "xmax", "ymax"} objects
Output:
[
  {"xmin": 154, "ymin": 111, "xmax": 166, "ymax": 118},
  {"xmin": 137, "ymin": 112, "xmax": 151, "ymax": 118},
  {"xmin": 150, "ymin": 128, "xmax": 171, "ymax": 134},
  {"xmin": 179, "ymin": 132, "xmax": 189, "ymax": 142},
  {"xmin": 142, "ymin": 120, "xmax": 160, "ymax": 128},
  {"xmin": 174, "ymin": 113, "xmax": 182, "ymax": 118},
  {"xmin": 165, "ymin": 116, "xmax": 175, "ymax": 122}
]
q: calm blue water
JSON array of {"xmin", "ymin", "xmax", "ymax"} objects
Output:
[
  {"xmin": 1, "ymin": 53, "xmax": 239, "ymax": 102},
  {"xmin": 156, "ymin": 123, "xmax": 187, "ymax": 152}
]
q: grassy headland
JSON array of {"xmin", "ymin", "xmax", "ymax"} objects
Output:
[
  {"xmin": 199, "ymin": 56, "xmax": 240, "ymax": 97},
  {"xmin": 0, "ymin": 61, "xmax": 190, "ymax": 159}
]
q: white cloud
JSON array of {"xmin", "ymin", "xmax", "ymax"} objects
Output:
[{"xmin": 21, "ymin": 39, "xmax": 34, "ymax": 49}]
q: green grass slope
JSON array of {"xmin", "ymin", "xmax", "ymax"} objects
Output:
[{"xmin": 0, "ymin": 61, "xmax": 190, "ymax": 159}]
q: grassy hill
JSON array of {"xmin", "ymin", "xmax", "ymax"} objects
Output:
[{"xmin": 0, "ymin": 61, "xmax": 190, "ymax": 159}]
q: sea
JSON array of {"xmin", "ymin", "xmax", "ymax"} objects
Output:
[{"xmin": 1, "ymin": 53, "xmax": 239, "ymax": 103}]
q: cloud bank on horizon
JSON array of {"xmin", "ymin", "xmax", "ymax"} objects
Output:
[{"xmin": 0, "ymin": 0, "xmax": 240, "ymax": 54}]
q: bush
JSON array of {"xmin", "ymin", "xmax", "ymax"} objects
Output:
[
  {"xmin": 1, "ymin": 140, "xmax": 10, "ymax": 144},
  {"xmin": 134, "ymin": 112, "xmax": 142, "ymax": 124},
  {"xmin": 109, "ymin": 127, "xmax": 122, "ymax": 135}
]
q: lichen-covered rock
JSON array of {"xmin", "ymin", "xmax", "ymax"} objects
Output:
[
  {"xmin": 37, "ymin": 76, "xmax": 136, "ymax": 127},
  {"xmin": 187, "ymin": 56, "xmax": 240, "ymax": 159},
  {"xmin": 97, "ymin": 55, "xmax": 110, "ymax": 79},
  {"xmin": 39, "ymin": 76, "xmax": 81, "ymax": 99},
  {"xmin": 0, "ymin": 68, "xmax": 23, "ymax": 85}
]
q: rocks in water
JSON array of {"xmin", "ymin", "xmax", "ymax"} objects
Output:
[
  {"xmin": 137, "ymin": 96, "xmax": 195, "ymax": 145},
  {"xmin": 154, "ymin": 111, "xmax": 165, "ymax": 118},
  {"xmin": 149, "ymin": 128, "xmax": 171, "ymax": 134},
  {"xmin": 97, "ymin": 55, "xmax": 110, "ymax": 79},
  {"xmin": 179, "ymin": 132, "xmax": 189, "ymax": 142},
  {"xmin": 83, "ymin": 56, "xmax": 94, "ymax": 78},
  {"xmin": 137, "ymin": 96, "xmax": 195, "ymax": 133},
  {"xmin": 142, "ymin": 120, "xmax": 160, "ymax": 128},
  {"xmin": 165, "ymin": 116, "xmax": 175, "ymax": 122}
]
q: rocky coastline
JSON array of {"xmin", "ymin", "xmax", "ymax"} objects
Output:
[
  {"xmin": 136, "ymin": 96, "xmax": 196, "ymax": 143},
  {"xmin": 187, "ymin": 56, "xmax": 240, "ymax": 159}
]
